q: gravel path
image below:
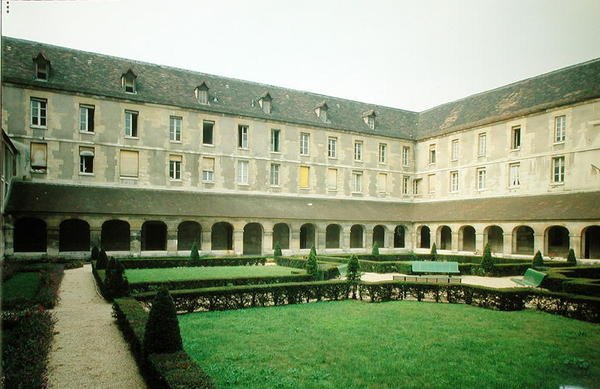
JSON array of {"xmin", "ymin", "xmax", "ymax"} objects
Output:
[
  {"xmin": 361, "ymin": 272, "xmax": 523, "ymax": 288},
  {"xmin": 47, "ymin": 264, "xmax": 146, "ymax": 389}
]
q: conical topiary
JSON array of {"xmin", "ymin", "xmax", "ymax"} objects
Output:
[
  {"xmin": 91, "ymin": 246, "xmax": 100, "ymax": 262},
  {"xmin": 274, "ymin": 242, "xmax": 283, "ymax": 259},
  {"xmin": 532, "ymin": 250, "xmax": 544, "ymax": 268},
  {"xmin": 566, "ymin": 248, "xmax": 576, "ymax": 265},
  {"xmin": 143, "ymin": 288, "xmax": 183, "ymax": 354},
  {"xmin": 306, "ymin": 246, "xmax": 319, "ymax": 279},
  {"xmin": 104, "ymin": 258, "xmax": 129, "ymax": 299},
  {"xmin": 372, "ymin": 242, "xmax": 380, "ymax": 257},
  {"xmin": 430, "ymin": 243, "xmax": 438, "ymax": 261},
  {"xmin": 96, "ymin": 249, "xmax": 108, "ymax": 269},
  {"xmin": 481, "ymin": 243, "xmax": 495, "ymax": 274},
  {"xmin": 347, "ymin": 254, "xmax": 361, "ymax": 299},
  {"xmin": 189, "ymin": 242, "xmax": 200, "ymax": 264}
]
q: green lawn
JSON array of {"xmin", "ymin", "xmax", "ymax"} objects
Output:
[
  {"xmin": 125, "ymin": 266, "xmax": 304, "ymax": 283},
  {"xmin": 179, "ymin": 300, "xmax": 600, "ymax": 388},
  {"xmin": 2, "ymin": 272, "xmax": 41, "ymax": 302}
]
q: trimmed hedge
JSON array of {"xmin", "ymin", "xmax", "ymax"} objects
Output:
[
  {"xmin": 330, "ymin": 253, "xmax": 531, "ymax": 264},
  {"xmin": 275, "ymin": 257, "xmax": 340, "ymax": 280},
  {"xmin": 542, "ymin": 266, "xmax": 600, "ymax": 297},
  {"xmin": 119, "ymin": 256, "xmax": 267, "ymax": 269},
  {"xmin": 2, "ymin": 265, "xmax": 65, "ymax": 310},
  {"xmin": 5, "ymin": 257, "xmax": 84, "ymax": 269}
]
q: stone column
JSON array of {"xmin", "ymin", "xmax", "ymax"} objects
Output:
[
  {"xmin": 534, "ymin": 233, "xmax": 544, "ymax": 256},
  {"xmin": 316, "ymin": 223, "xmax": 327, "ymax": 251},
  {"xmin": 475, "ymin": 232, "xmax": 484, "ymax": 255},
  {"xmin": 290, "ymin": 223, "xmax": 301, "ymax": 253},
  {"xmin": 233, "ymin": 227, "xmax": 244, "ymax": 256},
  {"xmin": 385, "ymin": 225, "xmax": 395, "ymax": 249},
  {"xmin": 201, "ymin": 223, "xmax": 212, "ymax": 253},
  {"xmin": 166, "ymin": 221, "xmax": 178, "ymax": 255},
  {"xmin": 364, "ymin": 225, "xmax": 373, "ymax": 250},
  {"xmin": 90, "ymin": 227, "xmax": 102, "ymax": 249},
  {"xmin": 569, "ymin": 234, "xmax": 581, "ymax": 259},
  {"xmin": 3, "ymin": 219, "xmax": 14, "ymax": 256},
  {"xmin": 341, "ymin": 225, "xmax": 351, "ymax": 251},
  {"xmin": 451, "ymin": 231, "xmax": 459, "ymax": 252},
  {"xmin": 503, "ymin": 233, "xmax": 513, "ymax": 256},
  {"xmin": 130, "ymin": 220, "xmax": 142, "ymax": 257},
  {"xmin": 263, "ymin": 230, "xmax": 273, "ymax": 256},
  {"xmin": 47, "ymin": 225, "xmax": 60, "ymax": 256}
]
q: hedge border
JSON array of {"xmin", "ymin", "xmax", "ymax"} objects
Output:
[
  {"xmin": 542, "ymin": 266, "xmax": 600, "ymax": 297},
  {"xmin": 119, "ymin": 256, "xmax": 267, "ymax": 269},
  {"xmin": 2, "ymin": 264, "xmax": 65, "ymax": 310}
]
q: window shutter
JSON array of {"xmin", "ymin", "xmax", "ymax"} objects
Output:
[
  {"xmin": 30, "ymin": 143, "xmax": 47, "ymax": 167},
  {"xmin": 120, "ymin": 150, "xmax": 139, "ymax": 177},
  {"xmin": 299, "ymin": 166, "xmax": 309, "ymax": 188},
  {"xmin": 327, "ymin": 168, "xmax": 337, "ymax": 190}
]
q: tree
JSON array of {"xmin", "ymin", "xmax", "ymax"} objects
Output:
[
  {"xmin": 371, "ymin": 242, "xmax": 380, "ymax": 257},
  {"xmin": 532, "ymin": 250, "xmax": 544, "ymax": 268},
  {"xmin": 306, "ymin": 246, "xmax": 319, "ymax": 279},
  {"xmin": 346, "ymin": 254, "xmax": 361, "ymax": 299},
  {"xmin": 104, "ymin": 258, "xmax": 129, "ymax": 299},
  {"xmin": 143, "ymin": 288, "xmax": 183, "ymax": 354},
  {"xmin": 566, "ymin": 248, "xmax": 576, "ymax": 265},
  {"xmin": 189, "ymin": 242, "xmax": 200, "ymax": 264},
  {"xmin": 480, "ymin": 243, "xmax": 495, "ymax": 274},
  {"xmin": 430, "ymin": 243, "xmax": 437, "ymax": 261},
  {"xmin": 96, "ymin": 249, "xmax": 108, "ymax": 269},
  {"xmin": 91, "ymin": 245, "xmax": 100, "ymax": 262},
  {"xmin": 273, "ymin": 241, "xmax": 283, "ymax": 259}
]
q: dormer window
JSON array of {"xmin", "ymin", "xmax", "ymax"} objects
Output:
[
  {"xmin": 363, "ymin": 110, "xmax": 376, "ymax": 130},
  {"xmin": 195, "ymin": 82, "xmax": 209, "ymax": 105},
  {"xmin": 315, "ymin": 102, "xmax": 328, "ymax": 123},
  {"xmin": 33, "ymin": 53, "xmax": 50, "ymax": 81},
  {"xmin": 259, "ymin": 92, "xmax": 272, "ymax": 114},
  {"xmin": 121, "ymin": 69, "xmax": 137, "ymax": 94}
]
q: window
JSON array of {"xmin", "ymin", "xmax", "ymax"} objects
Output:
[
  {"xmin": 429, "ymin": 144, "xmax": 436, "ymax": 164},
  {"xmin": 451, "ymin": 139, "xmax": 459, "ymax": 161},
  {"xmin": 402, "ymin": 176, "xmax": 409, "ymax": 195},
  {"xmin": 120, "ymin": 150, "xmax": 139, "ymax": 178},
  {"xmin": 449, "ymin": 171, "xmax": 459, "ymax": 193},
  {"xmin": 238, "ymin": 125, "xmax": 249, "ymax": 148},
  {"xmin": 509, "ymin": 163, "xmax": 520, "ymax": 187},
  {"xmin": 477, "ymin": 168, "xmax": 486, "ymax": 190},
  {"xmin": 271, "ymin": 129, "xmax": 280, "ymax": 152},
  {"xmin": 169, "ymin": 155, "xmax": 182, "ymax": 180},
  {"xmin": 34, "ymin": 60, "xmax": 49, "ymax": 81},
  {"xmin": 79, "ymin": 105, "xmax": 94, "ymax": 132},
  {"xmin": 202, "ymin": 157, "xmax": 214, "ymax": 182},
  {"xmin": 270, "ymin": 163, "xmax": 280, "ymax": 186},
  {"xmin": 30, "ymin": 98, "xmax": 47, "ymax": 128},
  {"xmin": 300, "ymin": 132, "xmax": 310, "ymax": 155},
  {"xmin": 478, "ymin": 133, "xmax": 486, "ymax": 156},
  {"xmin": 259, "ymin": 94, "xmax": 272, "ymax": 114},
  {"xmin": 367, "ymin": 116, "xmax": 375, "ymax": 129},
  {"xmin": 327, "ymin": 137, "xmax": 337, "ymax": 158},
  {"xmin": 79, "ymin": 147, "xmax": 94, "ymax": 174},
  {"xmin": 315, "ymin": 102, "xmax": 328, "ymax": 122},
  {"xmin": 30, "ymin": 142, "xmax": 47, "ymax": 171},
  {"xmin": 377, "ymin": 173, "xmax": 387, "ymax": 193},
  {"xmin": 413, "ymin": 178, "xmax": 421, "ymax": 195},
  {"xmin": 511, "ymin": 125, "xmax": 521, "ymax": 149},
  {"xmin": 122, "ymin": 70, "xmax": 136, "ymax": 93},
  {"xmin": 237, "ymin": 160, "xmax": 249, "ymax": 184},
  {"xmin": 402, "ymin": 146, "xmax": 410, "ymax": 166},
  {"xmin": 202, "ymin": 121, "xmax": 214, "ymax": 145},
  {"xmin": 378, "ymin": 143, "xmax": 387, "ymax": 163},
  {"xmin": 428, "ymin": 174, "xmax": 435, "ymax": 194},
  {"xmin": 352, "ymin": 171, "xmax": 363, "ymax": 193},
  {"xmin": 552, "ymin": 156, "xmax": 565, "ymax": 183},
  {"xmin": 169, "ymin": 116, "xmax": 182, "ymax": 142},
  {"xmin": 195, "ymin": 83, "xmax": 209, "ymax": 104},
  {"xmin": 354, "ymin": 141, "xmax": 363, "ymax": 161},
  {"xmin": 327, "ymin": 168, "xmax": 337, "ymax": 190},
  {"xmin": 125, "ymin": 111, "xmax": 138, "ymax": 137},
  {"xmin": 299, "ymin": 166, "xmax": 310, "ymax": 188},
  {"xmin": 555, "ymin": 115, "xmax": 566, "ymax": 143}
]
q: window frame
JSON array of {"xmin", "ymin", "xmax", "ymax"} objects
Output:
[
  {"xmin": 402, "ymin": 176, "xmax": 410, "ymax": 195},
  {"xmin": 413, "ymin": 178, "xmax": 421, "ymax": 195},
  {"xmin": 327, "ymin": 168, "xmax": 337, "ymax": 191},
  {"xmin": 450, "ymin": 139, "xmax": 459, "ymax": 161},
  {"xmin": 270, "ymin": 129, "xmax": 281, "ymax": 153},
  {"xmin": 125, "ymin": 110, "xmax": 139, "ymax": 138},
  {"xmin": 300, "ymin": 132, "xmax": 310, "ymax": 156},
  {"xmin": 79, "ymin": 146, "xmax": 94, "ymax": 175},
  {"xmin": 509, "ymin": 162, "xmax": 520, "ymax": 187},
  {"xmin": 378, "ymin": 143, "xmax": 387, "ymax": 164},
  {"xmin": 79, "ymin": 104, "xmax": 95, "ymax": 133},
  {"xmin": 352, "ymin": 171, "xmax": 363, "ymax": 193},
  {"xmin": 202, "ymin": 120, "xmax": 214, "ymax": 146},
  {"xmin": 270, "ymin": 163, "xmax": 280, "ymax": 186},
  {"xmin": 30, "ymin": 98, "xmax": 47, "ymax": 128},
  {"xmin": 477, "ymin": 167, "xmax": 486, "ymax": 191},
  {"xmin": 169, "ymin": 116, "xmax": 182, "ymax": 142},
  {"xmin": 327, "ymin": 137, "xmax": 337, "ymax": 159},
  {"xmin": 511, "ymin": 125, "xmax": 521, "ymax": 150},
  {"xmin": 478, "ymin": 133, "xmax": 487, "ymax": 156},
  {"xmin": 354, "ymin": 140, "xmax": 363, "ymax": 161},
  {"xmin": 30, "ymin": 142, "xmax": 48, "ymax": 171},
  {"xmin": 238, "ymin": 125, "xmax": 249, "ymax": 149},
  {"xmin": 35, "ymin": 61, "xmax": 49, "ymax": 81},
  {"xmin": 552, "ymin": 156, "xmax": 565, "ymax": 183},
  {"xmin": 299, "ymin": 165, "xmax": 310, "ymax": 189},
  {"xmin": 554, "ymin": 115, "xmax": 566, "ymax": 144},
  {"xmin": 237, "ymin": 160, "xmax": 249, "ymax": 185},
  {"xmin": 201, "ymin": 157, "xmax": 215, "ymax": 183},
  {"xmin": 429, "ymin": 144, "xmax": 436, "ymax": 164},
  {"xmin": 169, "ymin": 155, "xmax": 182, "ymax": 181},
  {"xmin": 449, "ymin": 171, "xmax": 459, "ymax": 193},
  {"xmin": 377, "ymin": 172, "xmax": 387, "ymax": 193},
  {"xmin": 428, "ymin": 174, "xmax": 436, "ymax": 194},
  {"xmin": 402, "ymin": 146, "xmax": 410, "ymax": 166}
]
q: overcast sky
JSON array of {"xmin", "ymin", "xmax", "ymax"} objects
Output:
[{"xmin": 3, "ymin": 0, "xmax": 600, "ymax": 112}]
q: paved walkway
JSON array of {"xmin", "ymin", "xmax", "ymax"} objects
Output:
[
  {"xmin": 361, "ymin": 272, "xmax": 523, "ymax": 288},
  {"xmin": 47, "ymin": 264, "xmax": 146, "ymax": 389}
]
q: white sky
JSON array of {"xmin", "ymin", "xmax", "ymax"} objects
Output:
[{"xmin": 2, "ymin": 0, "xmax": 600, "ymax": 112}]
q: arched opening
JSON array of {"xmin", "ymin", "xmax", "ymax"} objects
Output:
[
  {"xmin": 583, "ymin": 226, "xmax": 600, "ymax": 259},
  {"xmin": 459, "ymin": 225, "xmax": 475, "ymax": 252},
  {"xmin": 394, "ymin": 225, "xmax": 406, "ymax": 248},
  {"xmin": 373, "ymin": 225, "xmax": 385, "ymax": 248},
  {"xmin": 272, "ymin": 223, "xmax": 290, "ymax": 250},
  {"xmin": 485, "ymin": 225, "xmax": 504, "ymax": 253},
  {"xmin": 101, "ymin": 220, "xmax": 130, "ymax": 251},
  {"xmin": 438, "ymin": 226, "xmax": 452, "ymax": 250},
  {"xmin": 350, "ymin": 225, "xmax": 364, "ymax": 248},
  {"xmin": 243, "ymin": 223, "xmax": 263, "ymax": 255},
  {"xmin": 141, "ymin": 221, "xmax": 167, "ymax": 251},
  {"xmin": 300, "ymin": 223, "xmax": 315, "ymax": 249},
  {"xmin": 59, "ymin": 219, "xmax": 90, "ymax": 252},
  {"xmin": 514, "ymin": 226, "xmax": 534, "ymax": 255},
  {"xmin": 212, "ymin": 222, "xmax": 233, "ymax": 251},
  {"xmin": 546, "ymin": 226, "xmax": 570, "ymax": 257},
  {"xmin": 326, "ymin": 224, "xmax": 341, "ymax": 249},
  {"xmin": 14, "ymin": 217, "xmax": 46, "ymax": 252},
  {"xmin": 419, "ymin": 226, "xmax": 430, "ymax": 248},
  {"xmin": 177, "ymin": 221, "xmax": 201, "ymax": 251}
]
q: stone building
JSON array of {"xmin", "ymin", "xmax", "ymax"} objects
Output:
[{"xmin": 1, "ymin": 37, "xmax": 599, "ymax": 259}]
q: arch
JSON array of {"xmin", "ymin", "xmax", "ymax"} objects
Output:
[
  {"xmin": 101, "ymin": 220, "xmax": 130, "ymax": 251},
  {"xmin": 212, "ymin": 222, "xmax": 233, "ymax": 251},
  {"xmin": 459, "ymin": 225, "xmax": 475, "ymax": 252},
  {"xmin": 350, "ymin": 224, "xmax": 364, "ymax": 248},
  {"xmin": 59, "ymin": 219, "xmax": 90, "ymax": 252},
  {"xmin": 300, "ymin": 223, "xmax": 316, "ymax": 249},
  {"xmin": 438, "ymin": 225, "xmax": 452, "ymax": 250},
  {"xmin": 583, "ymin": 226, "xmax": 600, "ymax": 259},
  {"xmin": 14, "ymin": 217, "xmax": 47, "ymax": 252},
  {"xmin": 485, "ymin": 225, "xmax": 504, "ymax": 253},
  {"xmin": 272, "ymin": 223, "xmax": 290, "ymax": 250},
  {"xmin": 418, "ymin": 226, "xmax": 430, "ymax": 248},
  {"xmin": 326, "ymin": 224, "xmax": 341, "ymax": 249},
  {"xmin": 177, "ymin": 221, "xmax": 201, "ymax": 251},
  {"xmin": 373, "ymin": 225, "xmax": 385, "ymax": 248},
  {"xmin": 141, "ymin": 221, "xmax": 167, "ymax": 251},
  {"xmin": 394, "ymin": 225, "xmax": 406, "ymax": 248},
  {"xmin": 243, "ymin": 223, "xmax": 263, "ymax": 255},
  {"xmin": 514, "ymin": 225, "xmax": 534, "ymax": 255},
  {"xmin": 545, "ymin": 226, "xmax": 570, "ymax": 257}
]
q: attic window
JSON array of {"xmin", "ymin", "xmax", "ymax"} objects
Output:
[
  {"xmin": 363, "ymin": 110, "xmax": 376, "ymax": 129},
  {"xmin": 315, "ymin": 102, "xmax": 328, "ymax": 123},
  {"xmin": 33, "ymin": 53, "xmax": 50, "ymax": 81},
  {"xmin": 195, "ymin": 82, "xmax": 209, "ymax": 105},
  {"xmin": 259, "ymin": 93, "xmax": 272, "ymax": 114},
  {"xmin": 121, "ymin": 69, "xmax": 137, "ymax": 94}
]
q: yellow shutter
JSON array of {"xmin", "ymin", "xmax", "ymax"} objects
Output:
[
  {"xmin": 378, "ymin": 173, "xmax": 387, "ymax": 192},
  {"xmin": 120, "ymin": 150, "xmax": 139, "ymax": 177},
  {"xmin": 299, "ymin": 166, "xmax": 309, "ymax": 188},
  {"xmin": 30, "ymin": 142, "xmax": 47, "ymax": 167},
  {"xmin": 327, "ymin": 168, "xmax": 337, "ymax": 190}
]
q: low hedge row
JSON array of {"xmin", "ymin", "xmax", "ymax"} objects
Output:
[
  {"xmin": 331, "ymin": 253, "xmax": 531, "ymax": 263},
  {"xmin": 2, "ymin": 265, "xmax": 65, "ymax": 310},
  {"xmin": 113, "ymin": 297, "xmax": 214, "ymax": 388},
  {"xmin": 119, "ymin": 256, "xmax": 266, "ymax": 269},
  {"xmin": 5, "ymin": 257, "xmax": 85, "ymax": 269},
  {"xmin": 274, "ymin": 257, "xmax": 340, "ymax": 279},
  {"xmin": 542, "ymin": 266, "xmax": 600, "ymax": 297}
]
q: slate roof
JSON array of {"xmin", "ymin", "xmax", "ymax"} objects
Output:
[{"xmin": 7, "ymin": 182, "xmax": 600, "ymax": 222}]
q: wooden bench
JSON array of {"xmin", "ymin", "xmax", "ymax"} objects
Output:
[
  {"xmin": 392, "ymin": 275, "xmax": 462, "ymax": 284},
  {"xmin": 511, "ymin": 268, "xmax": 546, "ymax": 287},
  {"xmin": 411, "ymin": 261, "xmax": 460, "ymax": 275}
]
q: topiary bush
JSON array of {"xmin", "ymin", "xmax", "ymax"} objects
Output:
[
  {"xmin": 430, "ymin": 243, "xmax": 437, "ymax": 261},
  {"xmin": 372, "ymin": 243, "xmax": 380, "ymax": 257},
  {"xmin": 567, "ymin": 248, "xmax": 577, "ymax": 265},
  {"xmin": 91, "ymin": 246, "xmax": 100, "ymax": 262},
  {"xmin": 306, "ymin": 246, "xmax": 320, "ymax": 280},
  {"xmin": 96, "ymin": 249, "xmax": 108, "ymax": 269},
  {"xmin": 481, "ymin": 244, "xmax": 495, "ymax": 274},
  {"xmin": 189, "ymin": 242, "xmax": 200, "ymax": 264},
  {"xmin": 143, "ymin": 288, "xmax": 183, "ymax": 354},
  {"xmin": 347, "ymin": 254, "xmax": 361, "ymax": 299},
  {"xmin": 532, "ymin": 251, "xmax": 544, "ymax": 268},
  {"xmin": 274, "ymin": 242, "xmax": 283, "ymax": 259},
  {"xmin": 104, "ymin": 258, "xmax": 130, "ymax": 299}
]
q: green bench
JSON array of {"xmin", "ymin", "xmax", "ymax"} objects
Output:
[
  {"xmin": 511, "ymin": 268, "xmax": 546, "ymax": 287},
  {"xmin": 411, "ymin": 261, "xmax": 460, "ymax": 274}
]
